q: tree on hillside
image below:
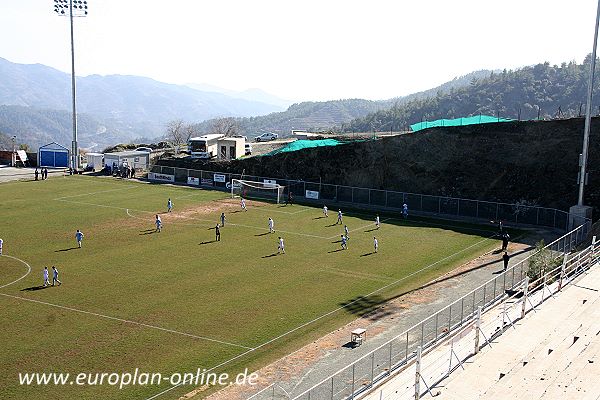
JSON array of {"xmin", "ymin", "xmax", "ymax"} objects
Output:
[
  {"xmin": 165, "ymin": 120, "xmax": 186, "ymax": 148},
  {"xmin": 209, "ymin": 117, "xmax": 240, "ymax": 137}
]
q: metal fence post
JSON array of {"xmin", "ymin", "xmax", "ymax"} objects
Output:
[
  {"xmin": 558, "ymin": 255, "xmax": 568, "ymax": 291},
  {"xmin": 435, "ymin": 313, "xmax": 439, "ymax": 342},
  {"xmin": 536, "ymin": 208, "xmax": 540, "ymax": 225},
  {"xmin": 438, "ymin": 197, "xmax": 441, "ymax": 214},
  {"xmin": 521, "ymin": 277, "xmax": 529, "ymax": 319},
  {"xmin": 351, "ymin": 364, "xmax": 355, "ymax": 399},
  {"xmin": 482, "ymin": 284, "xmax": 486, "ymax": 308},
  {"xmin": 371, "ymin": 353, "xmax": 375, "ymax": 387},
  {"xmin": 495, "ymin": 203, "xmax": 499, "ymax": 222},
  {"xmin": 405, "ymin": 331, "xmax": 409, "ymax": 365},
  {"xmin": 388, "ymin": 342, "xmax": 392, "ymax": 374},
  {"xmin": 476, "ymin": 200, "xmax": 479, "ymax": 219},
  {"xmin": 474, "ymin": 306, "xmax": 482, "ymax": 354},
  {"xmin": 331, "ymin": 377, "xmax": 334, "ymax": 400},
  {"xmin": 448, "ymin": 305, "xmax": 452, "ymax": 332},
  {"xmin": 415, "ymin": 346, "xmax": 422, "ymax": 400},
  {"xmin": 460, "ymin": 298, "xmax": 464, "ymax": 326}
]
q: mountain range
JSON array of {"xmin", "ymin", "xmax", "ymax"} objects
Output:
[
  {"xmin": 0, "ymin": 57, "xmax": 286, "ymax": 149},
  {"xmin": 1, "ymin": 55, "xmax": 597, "ymax": 151}
]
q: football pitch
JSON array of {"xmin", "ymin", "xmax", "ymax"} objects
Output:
[{"xmin": 0, "ymin": 176, "xmax": 501, "ymax": 400}]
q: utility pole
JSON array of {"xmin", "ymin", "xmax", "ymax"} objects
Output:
[{"xmin": 570, "ymin": 0, "xmax": 600, "ymax": 228}]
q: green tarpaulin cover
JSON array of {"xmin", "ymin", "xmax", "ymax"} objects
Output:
[{"xmin": 410, "ymin": 115, "xmax": 512, "ymax": 132}]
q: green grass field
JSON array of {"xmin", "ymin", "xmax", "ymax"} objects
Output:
[{"xmin": 0, "ymin": 176, "xmax": 501, "ymax": 399}]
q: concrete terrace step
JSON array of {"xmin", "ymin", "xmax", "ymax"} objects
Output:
[{"xmin": 435, "ymin": 266, "xmax": 600, "ymax": 400}]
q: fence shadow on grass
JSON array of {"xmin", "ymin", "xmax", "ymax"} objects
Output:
[
  {"xmin": 339, "ymin": 295, "xmax": 394, "ymax": 321},
  {"xmin": 338, "ymin": 250, "xmax": 522, "ymax": 319}
]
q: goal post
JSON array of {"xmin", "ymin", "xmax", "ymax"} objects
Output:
[{"xmin": 231, "ymin": 179, "xmax": 285, "ymax": 204}]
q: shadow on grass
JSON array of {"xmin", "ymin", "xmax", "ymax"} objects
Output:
[
  {"xmin": 262, "ymin": 253, "xmax": 278, "ymax": 258},
  {"xmin": 339, "ymin": 295, "xmax": 393, "ymax": 321},
  {"xmin": 255, "ymin": 232, "xmax": 270, "ymax": 237},
  {"xmin": 338, "ymin": 247, "xmax": 529, "ymax": 319},
  {"xmin": 364, "ymin": 228, "xmax": 379, "ymax": 233},
  {"xmin": 21, "ymin": 285, "xmax": 50, "ymax": 292},
  {"xmin": 55, "ymin": 247, "xmax": 79, "ymax": 252},
  {"xmin": 360, "ymin": 252, "xmax": 375, "ymax": 257},
  {"xmin": 314, "ymin": 216, "xmax": 326, "ymax": 220},
  {"xmin": 139, "ymin": 230, "xmax": 156, "ymax": 236},
  {"xmin": 327, "ymin": 223, "xmax": 341, "ymax": 227},
  {"xmin": 200, "ymin": 240, "xmax": 217, "ymax": 245}
]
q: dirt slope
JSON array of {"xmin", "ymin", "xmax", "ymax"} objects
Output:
[{"xmin": 157, "ymin": 117, "xmax": 600, "ymax": 216}]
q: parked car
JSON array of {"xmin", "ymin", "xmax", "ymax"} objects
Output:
[
  {"xmin": 245, "ymin": 143, "xmax": 252, "ymax": 155},
  {"xmin": 135, "ymin": 147, "xmax": 153, "ymax": 153},
  {"xmin": 254, "ymin": 133, "xmax": 278, "ymax": 142}
]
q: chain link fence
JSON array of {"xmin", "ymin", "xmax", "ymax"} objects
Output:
[
  {"xmin": 246, "ymin": 225, "xmax": 592, "ymax": 400},
  {"xmin": 148, "ymin": 165, "xmax": 589, "ymax": 233}
]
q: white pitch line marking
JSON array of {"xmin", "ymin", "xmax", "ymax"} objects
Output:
[
  {"xmin": 327, "ymin": 218, "xmax": 393, "ymax": 240},
  {"xmin": 53, "ymin": 185, "xmax": 138, "ymax": 200},
  {"xmin": 0, "ymin": 255, "xmax": 32, "ymax": 289},
  {"xmin": 145, "ymin": 234, "xmax": 496, "ymax": 399},
  {"xmin": 0, "ymin": 293, "xmax": 253, "ymax": 350}
]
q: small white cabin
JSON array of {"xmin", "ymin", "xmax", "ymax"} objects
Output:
[
  {"xmin": 103, "ymin": 150, "xmax": 150, "ymax": 171},
  {"xmin": 217, "ymin": 137, "xmax": 245, "ymax": 160}
]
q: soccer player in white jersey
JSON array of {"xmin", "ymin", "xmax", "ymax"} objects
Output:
[
  {"xmin": 278, "ymin": 237, "xmax": 285, "ymax": 254},
  {"xmin": 155, "ymin": 214, "xmax": 162, "ymax": 233},
  {"xmin": 373, "ymin": 236, "xmax": 379, "ymax": 253},
  {"xmin": 402, "ymin": 203, "xmax": 408, "ymax": 219},
  {"xmin": 167, "ymin": 198, "xmax": 173, "ymax": 212},
  {"xmin": 241, "ymin": 197, "xmax": 247, "ymax": 211},
  {"xmin": 337, "ymin": 209, "xmax": 343, "ymax": 224},
  {"xmin": 268, "ymin": 217, "xmax": 275, "ymax": 233},
  {"xmin": 344, "ymin": 224, "xmax": 349, "ymax": 239},
  {"xmin": 43, "ymin": 267, "xmax": 50, "ymax": 287},
  {"xmin": 341, "ymin": 235, "xmax": 348, "ymax": 250},
  {"xmin": 0, "ymin": 238, "xmax": 3, "ymax": 255},
  {"xmin": 375, "ymin": 214, "xmax": 380, "ymax": 229},
  {"xmin": 323, "ymin": 205, "xmax": 328, "ymax": 217},
  {"xmin": 75, "ymin": 229, "xmax": 84, "ymax": 248}
]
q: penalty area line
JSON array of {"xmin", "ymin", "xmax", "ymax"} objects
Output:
[{"xmin": 0, "ymin": 293, "xmax": 254, "ymax": 350}]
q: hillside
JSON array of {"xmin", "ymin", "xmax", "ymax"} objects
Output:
[
  {"xmin": 0, "ymin": 105, "xmax": 138, "ymax": 150},
  {"xmin": 0, "ymin": 57, "xmax": 283, "ymax": 140},
  {"xmin": 192, "ymin": 73, "xmax": 494, "ymax": 137},
  {"xmin": 343, "ymin": 59, "xmax": 600, "ymax": 132},
  {"xmin": 158, "ymin": 118, "xmax": 599, "ymax": 215}
]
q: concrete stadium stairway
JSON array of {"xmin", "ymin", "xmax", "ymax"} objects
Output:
[{"xmin": 436, "ymin": 266, "xmax": 600, "ymax": 400}]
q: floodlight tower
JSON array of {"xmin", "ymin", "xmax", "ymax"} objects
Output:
[
  {"xmin": 570, "ymin": 0, "xmax": 600, "ymax": 228},
  {"xmin": 53, "ymin": 0, "xmax": 88, "ymax": 171}
]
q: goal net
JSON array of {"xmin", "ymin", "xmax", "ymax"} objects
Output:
[{"xmin": 231, "ymin": 179, "xmax": 285, "ymax": 204}]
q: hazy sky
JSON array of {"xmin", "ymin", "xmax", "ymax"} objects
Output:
[{"xmin": 1, "ymin": 0, "xmax": 598, "ymax": 102}]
